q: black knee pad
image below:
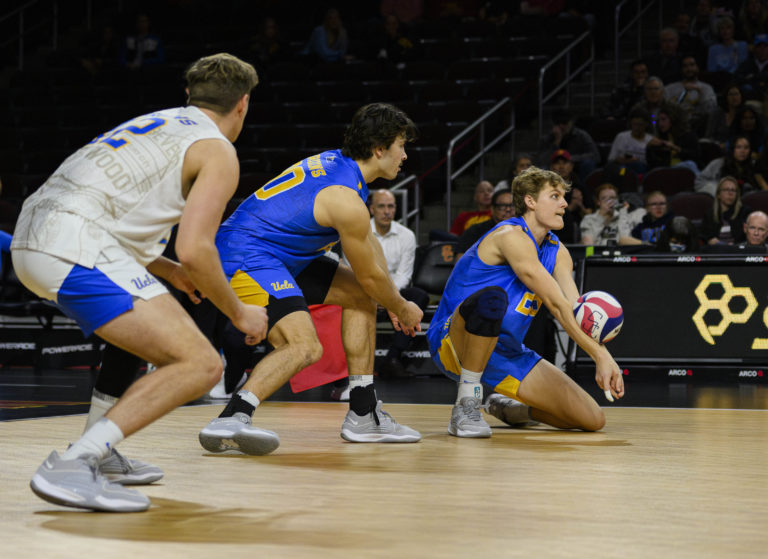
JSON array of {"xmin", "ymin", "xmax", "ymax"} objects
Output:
[
  {"xmin": 458, "ymin": 286, "xmax": 508, "ymax": 337},
  {"xmin": 94, "ymin": 343, "xmax": 144, "ymax": 398}
]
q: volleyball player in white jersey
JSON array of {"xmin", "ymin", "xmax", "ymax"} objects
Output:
[{"xmin": 11, "ymin": 53, "xmax": 268, "ymax": 512}]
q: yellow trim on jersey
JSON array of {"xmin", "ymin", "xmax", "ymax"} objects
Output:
[
  {"xmin": 437, "ymin": 334, "xmax": 462, "ymax": 376},
  {"xmin": 495, "ymin": 375, "xmax": 522, "ymax": 399},
  {"xmin": 230, "ymin": 270, "xmax": 269, "ymax": 307}
]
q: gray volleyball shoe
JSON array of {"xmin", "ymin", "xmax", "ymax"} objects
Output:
[
  {"xmin": 30, "ymin": 450, "xmax": 150, "ymax": 512},
  {"xmin": 485, "ymin": 393, "xmax": 539, "ymax": 427},
  {"xmin": 448, "ymin": 397, "xmax": 492, "ymax": 438},
  {"xmin": 341, "ymin": 401, "xmax": 421, "ymax": 443},
  {"xmin": 98, "ymin": 448, "xmax": 164, "ymax": 485},
  {"xmin": 198, "ymin": 412, "xmax": 281, "ymax": 455}
]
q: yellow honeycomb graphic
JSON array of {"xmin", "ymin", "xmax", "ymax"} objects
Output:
[{"xmin": 692, "ymin": 274, "xmax": 758, "ymax": 345}]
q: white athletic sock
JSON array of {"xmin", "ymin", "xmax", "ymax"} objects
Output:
[
  {"xmin": 349, "ymin": 374, "xmax": 374, "ymax": 390},
  {"xmin": 84, "ymin": 389, "xmax": 117, "ymax": 432},
  {"xmin": 237, "ymin": 389, "xmax": 261, "ymax": 409},
  {"xmin": 456, "ymin": 368, "xmax": 483, "ymax": 403},
  {"xmin": 62, "ymin": 417, "xmax": 125, "ymax": 461}
]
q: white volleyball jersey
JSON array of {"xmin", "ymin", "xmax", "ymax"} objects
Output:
[{"xmin": 11, "ymin": 106, "xmax": 229, "ymax": 267}]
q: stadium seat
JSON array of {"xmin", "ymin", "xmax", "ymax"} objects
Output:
[
  {"xmin": 363, "ymin": 80, "xmax": 414, "ymax": 103},
  {"xmin": 585, "ymin": 168, "xmax": 639, "ymax": 194},
  {"xmin": 401, "ymin": 60, "xmax": 445, "ymax": 81},
  {"xmin": 412, "ymin": 242, "xmax": 457, "ymax": 295},
  {"xmin": 743, "ymin": 190, "xmax": 768, "ymax": 214},
  {"xmin": 316, "ymin": 80, "xmax": 367, "ymax": 103},
  {"xmin": 415, "ymin": 80, "xmax": 464, "ymax": 103},
  {"xmin": 642, "ymin": 166, "xmax": 696, "ymax": 196},
  {"xmin": 668, "ymin": 191, "xmax": 714, "ymax": 224}
]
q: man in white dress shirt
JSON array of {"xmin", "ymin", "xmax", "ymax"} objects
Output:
[{"xmin": 368, "ymin": 189, "xmax": 429, "ymax": 378}]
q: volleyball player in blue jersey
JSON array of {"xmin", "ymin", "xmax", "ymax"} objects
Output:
[
  {"xmin": 199, "ymin": 103, "xmax": 424, "ymax": 454},
  {"xmin": 427, "ymin": 167, "xmax": 624, "ymax": 438}
]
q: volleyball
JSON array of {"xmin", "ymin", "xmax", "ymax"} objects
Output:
[{"xmin": 573, "ymin": 291, "xmax": 624, "ymax": 344}]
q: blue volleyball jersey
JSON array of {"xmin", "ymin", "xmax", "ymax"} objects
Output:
[
  {"xmin": 217, "ymin": 149, "xmax": 368, "ymax": 277},
  {"xmin": 427, "ymin": 217, "xmax": 561, "ymax": 359}
]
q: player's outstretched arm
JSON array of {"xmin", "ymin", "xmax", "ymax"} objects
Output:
[
  {"xmin": 552, "ymin": 245, "xmax": 624, "ymax": 400},
  {"xmin": 175, "ymin": 138, "xmax": 267, "ymax": 344},
  {"xmin": 315, "ymin": 185, "xmax": 423, "ymax": 333},
  {"xmin": 495, "ymin": 229, "xmax": 623, "ymax": 400}
]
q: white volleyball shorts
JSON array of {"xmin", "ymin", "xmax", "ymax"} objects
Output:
[{"xmin": 12, "ymin": 246, "xmax": 168, "ymax": 337}]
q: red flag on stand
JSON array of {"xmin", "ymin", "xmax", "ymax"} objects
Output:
[{"xmin": 288, "ymin": 304, "xmax": 349, "ymax": 393}]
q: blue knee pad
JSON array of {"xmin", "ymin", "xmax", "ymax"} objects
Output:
[{"xmin": 458, "ymin": 286, "xmax": 508, "ymax": 337}]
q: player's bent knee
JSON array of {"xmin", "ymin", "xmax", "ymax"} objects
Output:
[
  {"xmin": 458, "ymin": 286, "xmax": 508, "ymax": 337},
  {"xmin": 579, "ymin": 407, "xmax": 606, "ymax": 432},
  {"xmin": 300, "ymin": 337, "xmax": 324, "ymax": 368},
  {"xmin": 192, "ymin": 347, "xmax": 224, "ymax": 390}
]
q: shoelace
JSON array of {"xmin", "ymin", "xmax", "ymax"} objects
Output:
[
  {"xmin": 83, "ymin": 455, "xmax": 102, "ymax": 482},
  {"xmin": 109, "ymin": 448, "xmax": 132, "ymax": 473},
  {"xmin": 371, "ymin": 401, "xmax": 397, "ymax": 427},
  {"xmin": 460, "ymin": 399, "xmax": 486, "ymax": 421}
]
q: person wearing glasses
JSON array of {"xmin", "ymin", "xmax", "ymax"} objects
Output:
[
  {"xmin": 456, "ymin": 189, "xmax": 515, "ymax": 259},
  {"xmin": 631, "ymin": 191, "xmax": 675, "ymax": 244},
  {"xmin": 700, "ymin": 176, "xmax": 752, "ymax": 245}
]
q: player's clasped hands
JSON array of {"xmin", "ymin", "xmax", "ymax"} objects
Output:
[{"xmin": 389, "ymin": 301, "xmax": 423, "ymax": 337}]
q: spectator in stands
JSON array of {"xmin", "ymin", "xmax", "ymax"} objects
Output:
[
  {"xmin": 449, "ymin": 180, "xmax": 493, "ymax": 235},
  {"xmin": 549, "ymin": 149, "xmax": 591, "ymax": 244},
  {"xmin": 495, "ymin": 153, "xmax": 532, "ymax": 192},
  {"xmin": 728, "ymin": 105, "xmax": 766, "ymax": 156},
  {"xmin": 696, "ymin": 135, "xmax": 766, "ymax": 195},
  {"xmin": 737, "ymin": 0, "xmax": 768, "ymax": 46},
  {"xmin": 655, "ymin": 216, "xmax": 700, "ymax": 252},
  {"xmin": 374, "ymin": 14, "xmax": 415, "ymax": 64},
  {"xmin": 380, "ymin": 0, "xmax": 424, "ymax": 24},
  {"xmin": 300, "ymin": 7, "xmax": 350, "ymax": 63},
  {"xmin": 537, "ymin": 108, "xmax": 601, "ymax": 181},
  {"xmin": 519, "ymin": 1, "xmax": 566, "ymax": 17},
  {"xmin": 631, "ymin": 191, "xmax": 674, "ymax": 244},
  {"xmin": 700, "ymin": 175, "xmax": 751, "ymax": 244},
  {"xmin": 120, "ymin": 12, "xmax": 165, "ymax": 70},
  {"xmin": 645, "ymin": 104, "xmax": 701, "ymax": 173},
  {"xmin": 740, "ymin": 210, "xmax": 768, "ymax": 248},
  {"xmin": 735, "ymin": 33, "xmax": 768, "ymax": 102},
  {"xmin": 80, "ymin": 23, "xmax": 120, "ymax": 77},
  {"xmin": 478, "ymin": 1, "xmax": 511, "ymax": 26},
  {"xmin": 579, "ymin": 183, "xmax": 643, "ymax": 246},
  {"xmin": 601, "ymin": 59, "xmax": 649, "ymax": 121},
  {"xmin": 707, "ymin": 16, "xmax": 749, "ymax": 73},
  {"xmin": 631, "ymin": 76, "xmax": 674, "ymax": 133},
  {"xmin": 673, "ymin": 12, "xmax": 705, "ymax": 64},
  {"xmin": 365, "ymin": 189, "xmax": 430, "ymax": 378},
  {"xmin": 456, "ymin": 189, "xmax": 514, "ymax": 258},
  {"xmin": 0, "ymin": 177, "xmax": 10, "ymax": 257},
  {"xmin": 646, "ymin": 28, "xmax": 683, "ymax": 85},
  {"xmin": 705, "ymin": 83, "xmax": 745, "ymax": 148},
  {"xmin": 248, "ymin": 17, "xmax": 289, "ymax": 71},
  {"xmin": 665, "ymin": 55, "xmax": 717, "ymax": 135},
  {"xmin": 607, "ymin": 107, "xmax": 654, "ymax": 175},
  {"xmin": 690, "ymin": 0, "xmax": 719, "ymax": 48}
]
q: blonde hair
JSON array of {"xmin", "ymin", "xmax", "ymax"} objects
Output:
[
  {"xmin": 511, "ymin": 166, "xmax": 569, "ymax": 216},
  {"xmin": 185, "ymin": 53, "xmax": 259, "ymax": 114},
  {"xmin": 713, "ymin": 175, "xmax": 742, "ymax": 223}
]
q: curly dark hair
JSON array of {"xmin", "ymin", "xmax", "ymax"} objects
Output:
[{"xmin": 341, "ymin": 103, "xmax": 417, "ymax": 160}]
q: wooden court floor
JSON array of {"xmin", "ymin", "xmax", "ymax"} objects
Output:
[{"xmin": 1, "ymin": 403, "xmax": 766, "ymax": 558}]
